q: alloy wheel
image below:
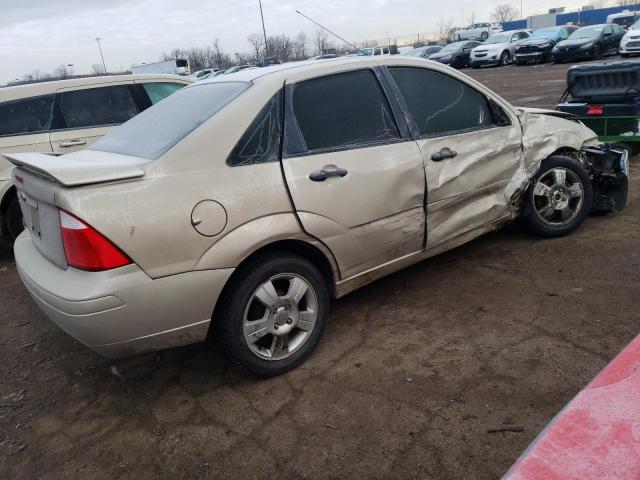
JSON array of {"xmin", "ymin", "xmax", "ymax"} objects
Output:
[
  {"xmin": 242, "ymin": 273, "xmax": 318, "ymax": 361},
  {"xmin": 532, "ymin": 168, "xmax": 584, "ymax": 226}
]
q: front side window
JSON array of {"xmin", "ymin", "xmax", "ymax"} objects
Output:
[
  {"xmin": 0, "ymin": 94, "xmax": 53, "ymax": 136},
  {"xmin": 142, "ymin": 82, "xmax": 186, "ymax": 104},
  {"xmin": 227, "ymin": 91, "xmax": 281, "ymax": 166},
  {"xmin": 389, "ymin": 67, "xmax": 493, "ymax": 137},
  {"xmin": 292, "ymin": 69, "xmax": 399, "ymax": 152},
  {"xmin": 59, "ymin": 85, "xmax": 139, "ymax": 129}
]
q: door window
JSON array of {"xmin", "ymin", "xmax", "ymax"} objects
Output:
[
  {"xmin": 59, "ymin": 85, "xmax": 140, "ymax": 129},
  {"xmin": 0, "ymin": 94, "xmax": 54, "ymax": 136},
  {"xmin": 388, "ymin": 67, "xmax": 494, "ymax": 137},
  {"xmin": 292, "ymin": 69, "xmax": 399, "ymax": 152},
  {"xmin": 142, "ymin": 82, "xmax": 187, "ymax": 104}
]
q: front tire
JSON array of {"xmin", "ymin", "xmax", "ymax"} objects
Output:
[
  {"xmin": 480, "ymin": 32, "xmax": 489, "ymax": 41},
  {"xmin": 500, "ymin": 51, "xmax": 511, "ymax": 66},
  {"xmin": 523, "ymin": 156, "xmax": 593, "ymax": 238},
  {"xmin": 217, "ymin": 253, "xmax": 329, "ymax": 377}
]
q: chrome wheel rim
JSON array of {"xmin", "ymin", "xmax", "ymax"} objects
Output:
[
  {"xmin": 533, "ymin": 167, "xmax": 584, "ymax": 226},
  {"xmin": 242, "ymin": 273, "xmax": 318, "ymax": 361}
]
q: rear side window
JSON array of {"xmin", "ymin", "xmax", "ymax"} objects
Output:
[
  {"xmin": 89, "ymin": 82, "xmax": 250, "ymax": 160},
  {"xmin": 142, "ymin": 82, "xmax": 186, "ymax": 104},
  {"xmin": 292, "ymin": 70, "xmax": 399, "ymax": 152},
  {"xmin": 0, "ymin": 95, "xmax": 53, "ymax": 136},
  {"xmin": 59, "ymin": 85, "xmax": 139, "ymax": 129},
  {"xmin": 227, "ymin": 91, "xmax": 282, "ymax": 166},
  {"xmin": 389, "ymin": 67, "xmax": 493, "ymax": 137}
]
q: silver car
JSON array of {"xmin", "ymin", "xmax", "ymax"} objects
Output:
[
  {"xmin": 9, "ymin": 57, "xmax": 628, "ymax": 376},
  {"xmin": 453, "ymin": 22, "xmax": 503, "ymax": 42},
  {"xmin": 470, "ymin": 29, "xmax": 531, "ymax": 67}
]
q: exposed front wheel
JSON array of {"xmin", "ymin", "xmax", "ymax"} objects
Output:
[
  {"xmin": 480, "ymin": 32, "xmax": 489, "ymax": 41},
  {"xmin": 524, "ymin": 156, "xmax": 593, "ymax": 238},
  {"xmin": 217, "ymin": 253, "xmax": 329, "ymax": 377}
]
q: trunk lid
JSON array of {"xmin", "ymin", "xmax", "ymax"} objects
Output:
[{"xmin": 8, "ymin": 151, "xmax": 146, "ymax": 269}]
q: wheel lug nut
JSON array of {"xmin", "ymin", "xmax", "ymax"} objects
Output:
[{"xmin": 286, "ymin": 318, "xmax": 292, "ymax": 324}]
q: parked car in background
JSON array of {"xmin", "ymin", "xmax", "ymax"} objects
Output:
[
  {"xmin": 552, "ymin": 24, "xmax": 626, "ymax": 62},
  {"xmin": 310, "ymin": 54, "xmax": 340, "ymax": 60},
  {"xmin": 427, "ymin": 41, "xmax": 480, "ymax": 68},
  {"xmin": 191, "ymin": 68, "xmax": 219, "ymax": 79},
  {"xmin": 224, "ymin": 65, "xmax": 258, "ymax": 74},
  {"xmin": 514, "ymin": 25, "xmax": 577, "ymax": 64},
  {"xmin": 607, "ymin": 10, "xmax": 640, "ymax": 29},
  {"xmin": 405, "ymin": 45, "xmax": 442, "ymax": 59},
  {"xmin": 0, "ymin": 74, "xmax": 193, "ymax": 244},
  {"xmin": 8, "ymin": 57, "xmax": 627, "ymax": 376},
  {"xmin": 452, "ymin": 22, "xmax": 502, "ymax": 42},
  {"xmin": 620, "ymin": 18, "xmax": 640, "ymax": 57},
  {"xmin": 357, "ymin": 45, "xmax": 399, "ymax": 56},
  {"xmin": 470, "ymin": 29, "xmax": 531, "ymax": 67}
]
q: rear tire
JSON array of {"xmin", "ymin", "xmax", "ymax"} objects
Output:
[
  {"xmin": 216, "ymin": 253, "xmax": 329, "ymax": 377},
  {"xmin": 480, "ymin": 32, "xmax": 489, "ymax": 41},
  {"xmin": 5, "ymin": 195, "xmax": 23, "ymax": 241},
  {"xmin": 523, "ymin": 156, "xmax": 593, "ymax": 238}
]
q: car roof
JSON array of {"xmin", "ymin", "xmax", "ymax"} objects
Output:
[{"xmin": 0, "ymin": 74, "xmax": 193, "ymax": 102}]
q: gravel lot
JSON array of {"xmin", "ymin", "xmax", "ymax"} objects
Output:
[{"xmin": 1, "ymin": 59, "xmax": 639, "ymax": 480}]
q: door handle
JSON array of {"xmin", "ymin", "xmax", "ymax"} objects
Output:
[
  {"xmin": 309, "ymin": 167, "xmax": 348, "ymax": 182},
  {"xmin": 59, "ymin": 139, "xmax": 87, "ymax": 147},
  {"xmin": 431, "ymin": 148, "xmax": 458, "ymax": 161}
]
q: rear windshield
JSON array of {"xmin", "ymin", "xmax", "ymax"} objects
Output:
[{"xmin": 89, "ymin": 81, "xmax": 250, "ymax": 160}]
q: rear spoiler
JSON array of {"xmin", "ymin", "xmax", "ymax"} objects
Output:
[{"xmin": 5, "ymin": 151, "xmax": 145, "ymax": 187}]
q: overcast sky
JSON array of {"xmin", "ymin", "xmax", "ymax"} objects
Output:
[{"xmin": 1, "ymin": 0, "xmax": 588, "ymax": 84}]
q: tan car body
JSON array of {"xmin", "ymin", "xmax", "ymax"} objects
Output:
[{"xmin": 9, "ymin": 57, "xmax": 598, "ymax": 357}]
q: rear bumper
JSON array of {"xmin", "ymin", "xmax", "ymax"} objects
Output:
[{"xmin": 14, "ymin": 233, "xmax": 233, "ymax": 358}]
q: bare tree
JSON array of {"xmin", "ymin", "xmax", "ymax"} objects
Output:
[
  {"xmin": 437, "ymin": 17, "xmax": 456, "ymax": 43},
  {"xmin": 91, "ymin": 63, "xmax": 106, "ymax": 75},
  {"xmin": 211, "ymin": 39, "xmax": 232, "ymax": 69},
  {"xmin": 313, "ymin": 28, "xmax": 330, "ymax": 55},
  {"xmin": 491, "ymin": 4, "xmax": 519, "ymax": 23},
  {"xmin": 53, "ymin": 64, "xmax": 69, "ymax": 79},
  {"xmin": 293, "ymin": 31, "xmax": 307, "ymax": 60},
  {"xmin": 467, "ymin": 12, "xmax": 477, "ymax": 25},
  {"xmin": 247, "ymin": 33, "xmax": 264, "ymax": 62},
  {"xmin": 617, "ymin": 0, "xmax": 636, "ymax": 5},
  {"xmin": 589, "ymin": 0, "xmax": 606, "ymax": 7}
]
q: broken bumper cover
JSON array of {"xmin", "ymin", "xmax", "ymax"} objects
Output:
[{"xmin": 581, "ymin": 144, "xmax": 629, "ymax": 212}]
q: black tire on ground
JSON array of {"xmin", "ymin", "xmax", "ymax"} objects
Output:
[
  {"xmin": 500, "ymin": 51, "xmax": 510, "ymax": 66},
  {"xmin": 216, "ymin": 253, "xmax": 330, "ymax": 377},
  {"xmin": 621, "ymin": 53, "xmax": 630, "ymax": 58},
  {"xmin": 523, "ymin": 155, "xmax": 593, "ymax": 238},
  {"xmin": 6, "ymin": 195, "xmax": 23, "ymax": 241}
]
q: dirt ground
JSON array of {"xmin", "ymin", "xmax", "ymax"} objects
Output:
[{"xmin": 2, "ymin": 59, "xmax": 639, "ymax": 480}]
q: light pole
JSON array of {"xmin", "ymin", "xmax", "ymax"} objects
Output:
[
  {"xmin": 258, "ymin": 0, "xmax": 268, "ymax": 58},
  {"xmin": 95, "ymin": 37, "xmax": 107, "ymax": 74}
]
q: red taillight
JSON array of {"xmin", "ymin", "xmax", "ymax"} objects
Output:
[
  {"xmin": 59, "ymin": 210, "xmax": 131, "ymax": 271},
  {"xmin": 587, "ymin": 105, "xmax": 604, "ymax": 116}
]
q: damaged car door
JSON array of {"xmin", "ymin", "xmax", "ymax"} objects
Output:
[
  {"xmin": 386, "ymin": 66, "xmax": 524, "ymax": 249},
  {"xmin": 281, "ymin": 68, "xmax": 426, "ymax": 279}
]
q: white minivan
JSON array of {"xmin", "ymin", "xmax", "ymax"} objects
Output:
[{"xmin": 0, "ymin": 74, "xmax": 192, "ymax": 243}]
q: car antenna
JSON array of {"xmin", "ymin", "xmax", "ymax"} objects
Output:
[{"xmin": 295, "ymin": 10, "xmax": 368, "ymax": 56}]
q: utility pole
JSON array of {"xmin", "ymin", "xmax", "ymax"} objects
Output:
[
  {"xmin": 258, "ymin": 0, "xmax": 269, "ymax": 57},
  {"xmin": 520, "ymin": 0, "xmax": 523, "ymax": 20},
  {"xmin": 95, "ymin": 37, "xmax": 107, "ymax": 74}
]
